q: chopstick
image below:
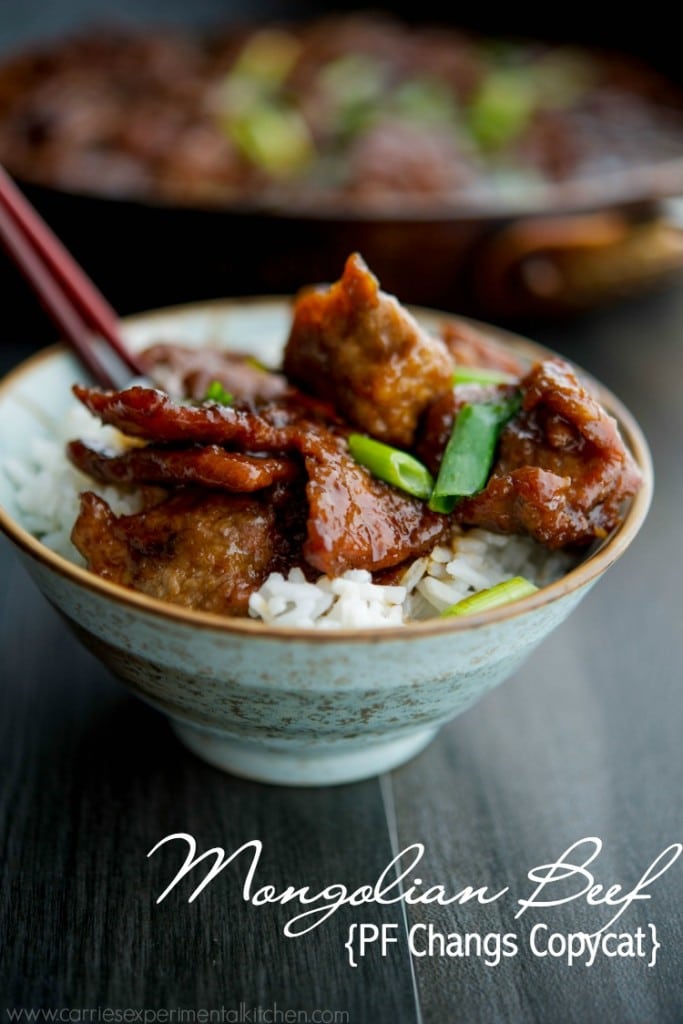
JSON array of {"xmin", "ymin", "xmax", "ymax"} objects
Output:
[{"xmin": 0, "ymin": 164, "xmax": 144, "ymax": 388}]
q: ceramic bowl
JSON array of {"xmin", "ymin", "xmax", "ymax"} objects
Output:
[{"xmin": 0, "ymin": 300, "xmax": 653, "ymax": 785}]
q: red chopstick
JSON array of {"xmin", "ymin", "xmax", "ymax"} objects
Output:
[{"xmin": 0, "ymin": 164, "xmax": 144, "ymax": 388}]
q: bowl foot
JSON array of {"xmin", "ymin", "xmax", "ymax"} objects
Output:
[{"xmin": 170, "ymin": 720, "xmax": 438, "ymax": 786}]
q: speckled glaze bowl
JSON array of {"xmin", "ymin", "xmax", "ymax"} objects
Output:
[{"xmin": 0, "ymin": 300, "xmax": 653, "ymax": 785}]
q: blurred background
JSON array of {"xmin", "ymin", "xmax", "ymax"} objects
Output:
[{"xmin": 1, "ymin": 0, "xmax": 683, "ymax": 337}]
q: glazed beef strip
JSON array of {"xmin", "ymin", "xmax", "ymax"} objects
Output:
[
  {"xmin": 67, "ymin": 439, "xmax": 300, "ymax": 491},
  {"xmin": 72, "ymin": 384, "xmax": 299, "ymax": 449},
  {"xmin": 283, "ymin": 252, "xmax": 454, "ymax": 447},
  {"xmin": 299, "ymin": 431, "xmax": 447, "ymax": 575},
  {"xmin": 448, "ymin": 359, "xmax": 641, "ymax": 548},
  {"xmin": 71, "ymin": 486, "xmax": 307, "ymax": 616}
]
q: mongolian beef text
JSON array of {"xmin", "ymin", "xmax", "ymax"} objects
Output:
[{"xmin": 68, "ymin": 254, "xmax": 642, "ymax": 617}]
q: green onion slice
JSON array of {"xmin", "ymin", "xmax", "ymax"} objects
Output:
[
  {"xmin": 428, "ymin": 393, "xmax": 521, "ymax": 510},
  {"xmin": 230, "ymin": 29, "xmax": 301, "ymax": 88},
  {"xmin": 468, "ymin": 68, "xmax": 537, "ymax": 149},
  {"xmin": 228, "ymin": 102, "xmax": 315, "ymax": 176},
  {"xmin": 440, "ymin": 576, "xmax": 538, "ymax": 617},
  {"xmin": 427, "ymin": 493, "xmax": 458, "ymax": 515},
  {"xmin": 204, "ymin": 380, "xmax": 234, "ymax": 405},
  {"xmin": 348, "ymin": 434, "xmax": 434, "ymax": 501},
  {"xmin": 452, "ymin": 365, "xmax": 518, "ymax": 386}
]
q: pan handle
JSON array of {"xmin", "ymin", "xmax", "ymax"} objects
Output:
[{"xmin": 472, "ymin": 206, "xmax": 683, "ymax": 317}]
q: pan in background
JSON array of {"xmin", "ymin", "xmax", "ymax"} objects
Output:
[{"xmin": 2, "ymin": 8, "xmax": 683, "ymax": 320}]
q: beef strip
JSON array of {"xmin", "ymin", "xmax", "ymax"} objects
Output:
[
  {"xmin": 73, "ymin": 384, "xmax": 340, "ymax": 446},
  {"xmin": 454, "ymin": 359, "xmax": 642, "ymax": 548},
  {"xmin": 73, "ymin": 384, "xmax": 298, "ymax": 449},
  {"xmin": 283, "ymin": 252, "xmax": 454, "ymax": 447},
  {"xmin": 71, "ymin": 486, "xmax": 307, "ymax": 615},
  {"xmin": 67, "ymin": 439, "xmax": 299, "ymax": 491},
  {"xmin": 299, "ymin": 431, "xmax": 448, "ymax": 576},
  {"xmin": 139, "ymin": 344, "xmax": 290, "ymax": 403}
]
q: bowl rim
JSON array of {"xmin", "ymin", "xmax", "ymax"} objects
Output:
[{"xmin": 0, "ymin": 296, "xmax": 654, "ymax": 643}]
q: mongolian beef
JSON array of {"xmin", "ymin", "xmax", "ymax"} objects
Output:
[
  {"xmin": 0, "ymin": 14, "xmax": 682, "ymax": 209},
  {"xmin": 65, "ymin": 254, "xmax": 642, "ymax": 620}
]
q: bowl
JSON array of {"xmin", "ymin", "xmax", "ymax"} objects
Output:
[{"xmin": 0, "ymin": 298, "xmax": 653, "ymax": 785}]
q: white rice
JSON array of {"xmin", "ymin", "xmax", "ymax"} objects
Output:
[
  {"xmin": 3, "ymin": 403, "xmax": 574, "ymax": 627},
  {"xmin": 3, "ymin": 403, "xmax": 142, "ymax": 562},
  {"xmin": 248, "ymin": 529, "xmax": 571, "ymax": 628}
]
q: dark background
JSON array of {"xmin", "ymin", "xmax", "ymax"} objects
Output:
[{"xmin": 0, "ymin": 1, "xmax": 679, "ymax": 63}]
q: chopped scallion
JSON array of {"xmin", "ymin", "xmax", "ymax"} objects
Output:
[
  {"xmin": 428, "ymin": 393, "xmax": 520, "ymax": 511},
  {"xmin": 469, "ymin": 69, "xmax": 537, "ymax": 149},
  {"xmin": 228, "ymin": 102, "xmax": 315, "ymax": 176},
  {"xmin": 427, "ymin": 493, "xmax": 458, "ymax": 515},
  {"xmin": 452, "ymin": 365, "xmax": 518, "ymax": 386},
  {"xmin": 440, "ymin": 576, "xmax": 538, "ymax": 617},
  {"xmin": 348, "ymin": 434, "xmax": 434, "ymax": 501},
  {"xmin": 321, "ymin": 53, "xmax": 385, "ymax": 139},
  {"xmin": 204, "ymin": 380, "xmax": 234, "ymax": 405},
  {"xmin": 230, "ymin": 29, "xmax": 301, "ymax": 88},
  {"xmin": 392, "ymin": 77, "xmax": 460, "ymax": 128}
]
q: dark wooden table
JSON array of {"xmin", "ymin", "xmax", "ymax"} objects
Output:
[{"xmin": 1, "ymin": 266, "xmax": 681, "ymax": 1022}]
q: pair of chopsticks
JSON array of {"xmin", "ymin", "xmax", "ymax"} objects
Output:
[{"xmin": 0, "ymin": 163, "xmax": 144, "ymax": 388}]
